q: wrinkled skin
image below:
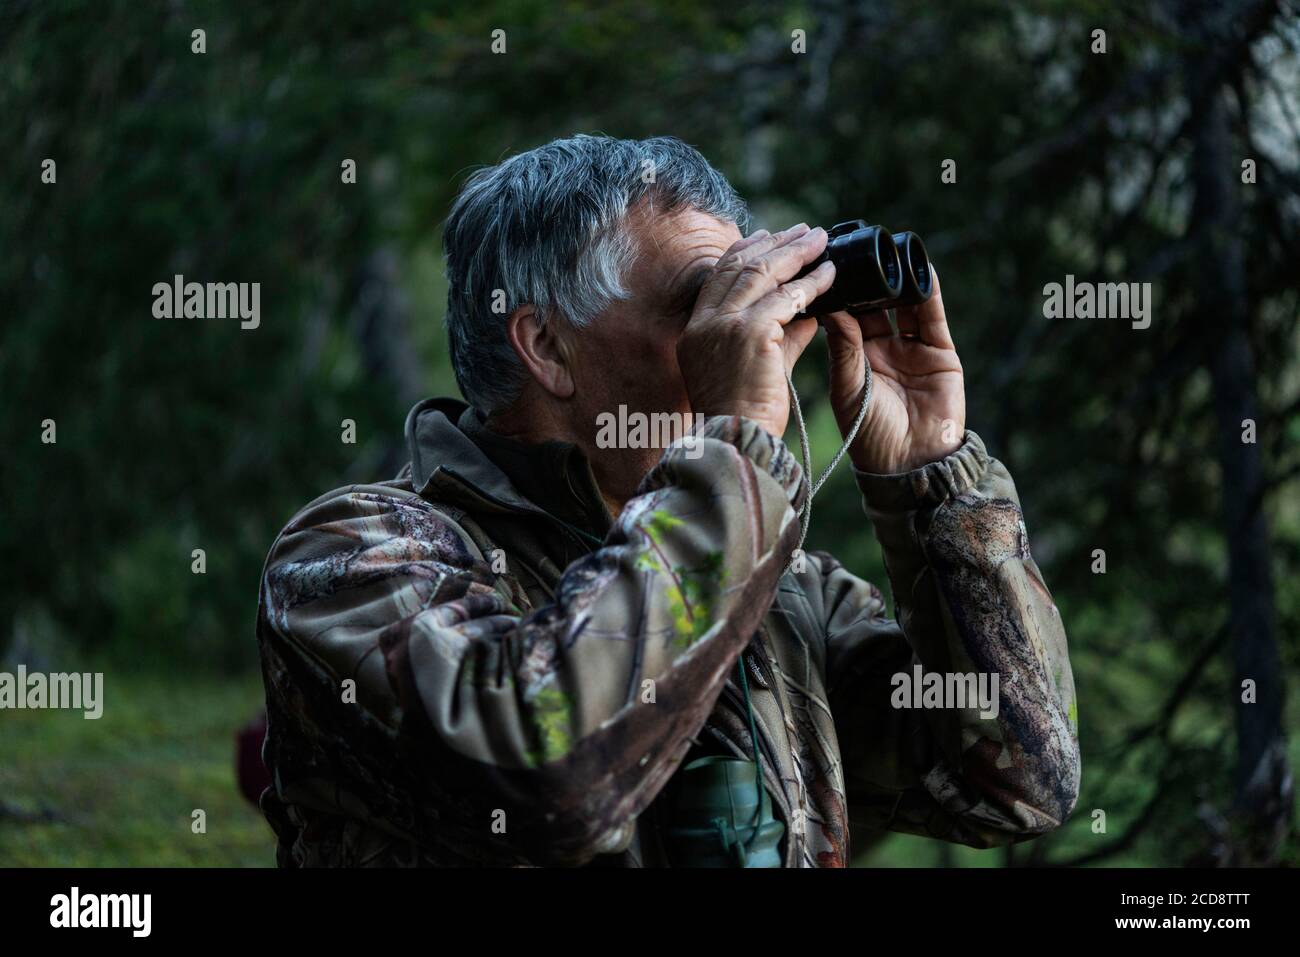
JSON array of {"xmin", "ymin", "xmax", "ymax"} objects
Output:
[{"xmin": 491, "ymin": 205, "xmax": 963, "ymax": 513}]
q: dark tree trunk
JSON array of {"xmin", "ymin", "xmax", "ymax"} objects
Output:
[{"xmin": 1186, "ymin": 28, "xmax": 1292, "ymax": 864}]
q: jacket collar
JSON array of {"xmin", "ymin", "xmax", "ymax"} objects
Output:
[{"xmin": 403, "ymin": 396, "xmax": 611, "ymax": 540}]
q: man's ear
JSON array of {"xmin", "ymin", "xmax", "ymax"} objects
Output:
[{"xmin": 506, "ymin": 305, "xmax": 575, "ymax": 399}]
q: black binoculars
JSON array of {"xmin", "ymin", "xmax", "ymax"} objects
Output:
[{"xmin": 796, "ymin": 220, "xmax": 933, "ymax": 316}]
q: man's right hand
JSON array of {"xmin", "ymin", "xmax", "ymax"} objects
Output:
[{"xmin": 676, "ymin": 224, "xmax": 834, "ymax": 439}]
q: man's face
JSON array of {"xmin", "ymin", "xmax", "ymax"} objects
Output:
[{"xmin": 555, "ymin": 205, "xmax": 742, "ymax": 494}]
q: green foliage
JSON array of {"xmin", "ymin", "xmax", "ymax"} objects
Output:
[
  {"xmin": 526, "ymin": 685, "xmax": 575, "ymax": 767},
  {"xmin": 666, "ymin": 551, "xmax": 726, "ymax": 648}
]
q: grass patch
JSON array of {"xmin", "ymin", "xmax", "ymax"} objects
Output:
[{"xmin": 0, "ymin": 669, "xmax": 273, "ymax": 866}]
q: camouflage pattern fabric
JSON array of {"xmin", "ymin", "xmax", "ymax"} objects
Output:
[{"xmin": 255, "ymin": 396, "xmax": 1080, "ymax": 866}]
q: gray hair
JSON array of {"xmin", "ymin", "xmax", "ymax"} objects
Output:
[{"xmin": 442, "ymin": 134, "xmax": 750, "ymax": 414}]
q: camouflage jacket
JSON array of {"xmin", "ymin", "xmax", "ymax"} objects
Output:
[{"xmin": 255, "ymin": 397, "xmax": 1080, "ymax": 867}]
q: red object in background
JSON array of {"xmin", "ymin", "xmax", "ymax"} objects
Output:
[{"xmin": 236, "ymin": 710, "xmax": 272, "ymax": 807}]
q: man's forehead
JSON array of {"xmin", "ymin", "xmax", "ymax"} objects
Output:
[{"xmin": 630, "ymin": 206, "xmax": 742, "ymax": 302}]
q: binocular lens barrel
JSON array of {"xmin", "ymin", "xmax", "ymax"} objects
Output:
[
  {"xmin": 892, "ymin": 231, "xmax": 933, "ymax": 307},
  {"xmin": 796, "ymin": 220, "xmax": 933, "ymax": 317}
]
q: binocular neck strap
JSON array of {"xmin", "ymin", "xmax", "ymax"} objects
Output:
[{"xmin": 783, "ymin": 358, "xmax": 873, "ymax": 573}]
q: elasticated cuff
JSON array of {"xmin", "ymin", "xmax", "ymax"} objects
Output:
[
  {"xmin": 853, "ymin": 431, "xmax": 991, "ymax": 517},
  {"xmin": 690, "ymin": 415, "xmax": 808, "ymax": 513}
]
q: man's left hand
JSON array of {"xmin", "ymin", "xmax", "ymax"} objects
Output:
[{"xmin": 821, "ymin": 265, "xmax": 966, "ymax": 474}]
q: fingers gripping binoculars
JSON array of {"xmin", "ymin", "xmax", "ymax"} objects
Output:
[{"xmin": 796, "ymin": 220, "xmax": 933, "ymax": 316}]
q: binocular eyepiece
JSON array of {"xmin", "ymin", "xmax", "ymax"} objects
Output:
[{"xmin": 795, "ymin": 220, "xmax": 933, "ymax": 316}]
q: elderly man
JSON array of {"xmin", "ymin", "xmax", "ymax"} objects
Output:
[{"xmin": 255, "ymin": 134, "xmax": 1080, "ymax": 867}]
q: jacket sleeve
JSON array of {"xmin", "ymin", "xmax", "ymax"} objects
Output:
[
  {"xmin": 815, "ymin": 430, "xmax": 1080, "ymax": 848},
  {"xmin": 258, "ymin": 416, "xmax": 805, "ymax": 866}
]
